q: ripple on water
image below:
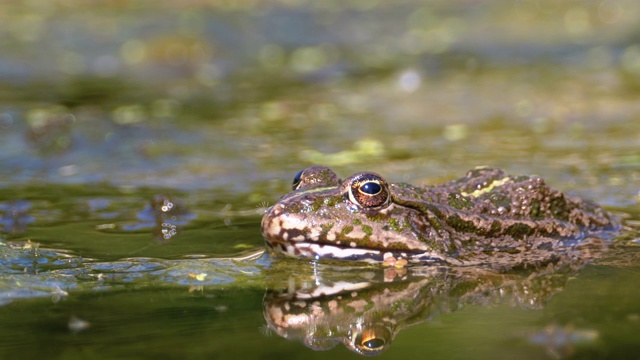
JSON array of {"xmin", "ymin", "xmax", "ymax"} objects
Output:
[{"xmin": 0, "ymin": 237, "xmax": 267, "ymax": 305}]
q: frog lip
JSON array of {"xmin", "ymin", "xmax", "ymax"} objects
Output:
[
  {"xmin": 270, "ymin": 240, "xmax": 386, "ymax": 263},
  {"xmin": 265, "ymin": 238, "xmax": 448, "ymax": 265}
]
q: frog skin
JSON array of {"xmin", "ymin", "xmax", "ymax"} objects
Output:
[{"xmin": 261, "ymin": 166, "xmax": 620, "ymax": 266}]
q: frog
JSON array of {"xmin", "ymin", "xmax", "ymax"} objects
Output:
[{"xmin": 261, "ymin": 166, "xmax": 620, "ymax": 266}]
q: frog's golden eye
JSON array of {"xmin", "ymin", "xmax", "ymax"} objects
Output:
[
  {"xmin": 347, "ymin": 173, "xmax": 390, "ymax": 208},
  {"xmin": 348, "ymin": 325, "xmax": 391, "ymax": 355},
  {"xmin": 357, "ymin": 335, "xmax": 386, "ymax": 351}
]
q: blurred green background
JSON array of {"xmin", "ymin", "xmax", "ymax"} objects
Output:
[{"xmin": 1, "ymin": 0, "xmax": 638, "ymax": 199}]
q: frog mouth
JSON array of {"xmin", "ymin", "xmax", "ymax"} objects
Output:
[
  {"xmin": 265, "ymin": 237, "xmax": 448, "ymax": 265},
  {"xmin": 261, "ymin": 203, "xmax": 448, "ymax": 264},
  {"xmin": 270, "ymin": 240, "xmax": 386, "ymax": 263}
]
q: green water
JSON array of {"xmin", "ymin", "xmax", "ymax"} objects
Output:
[{"xmin": 1, "ymin": 1, "xmax": 640, "ymax": 358}]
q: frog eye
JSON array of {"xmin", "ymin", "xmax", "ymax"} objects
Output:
[
  {"xmin": 292, "ymin": 169, "xmax": 304, "ymax": 190},
  {"xmin": 291, "ymin": 166, "xmax": 341, "ymax": 191},
  {"xmin": 347, "ymin": 173, "xmax": 390, "ymax": 208},
  {"xmin": 348, "ymin": 325, "xmax": 391, "ymax": 355}
]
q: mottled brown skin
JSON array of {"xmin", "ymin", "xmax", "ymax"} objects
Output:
[{"xmin": 261, "ymin": 166, "xmax": 620, "ymax": 266}]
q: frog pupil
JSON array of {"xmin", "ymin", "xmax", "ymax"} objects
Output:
[
  {"xmin": 360, "ymin": 182, "xmax": 381, "ymax": 195},
  {"xmin": 362, "ymin": 338, "xmax": 385, "ymax": 349}
]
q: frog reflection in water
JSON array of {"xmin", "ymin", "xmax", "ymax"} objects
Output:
[
  {"xmin": 263, "ymin": 264, "xmax": 592, "ymax": 356},
  {"xmin": 261, "ymin": 166, "xmax": 620, "ymax": 267}
]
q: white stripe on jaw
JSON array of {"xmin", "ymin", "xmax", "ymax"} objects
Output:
[
  {"xmin": 285, "ymin": 243, "xmax": 382, "ymax": 263},
  {"xmin": 282, "ymin": 242, "xmax": 450, "ymax": 264}
]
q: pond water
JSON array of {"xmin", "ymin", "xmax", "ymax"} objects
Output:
[{"xmin": 1, "ymin": 1, "xmax": 640, "ymax": 359}]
